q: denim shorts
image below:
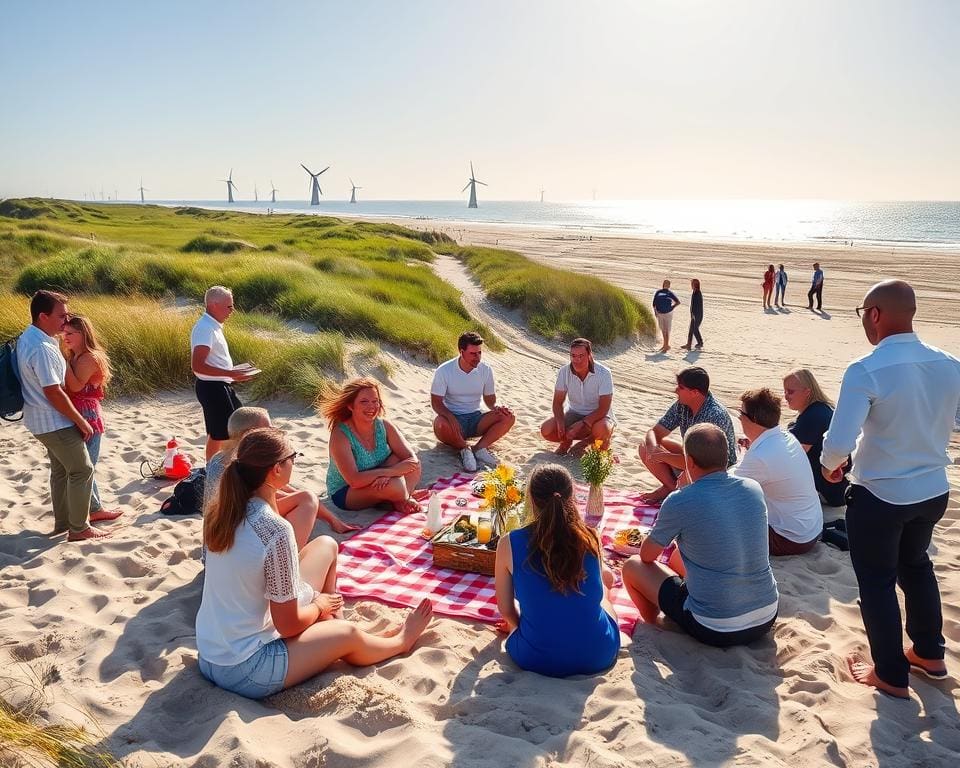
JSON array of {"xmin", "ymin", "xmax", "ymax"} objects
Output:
[
  {"xmin": 198, "ymin": 638, "xmax": 288, "ymax": 699},
  {"xmin": 454, "ymin": 410, "xmax": 485, "ymax": 438}
]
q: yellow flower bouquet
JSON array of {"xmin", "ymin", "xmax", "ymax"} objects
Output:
[
  {"xmin": 580, "ymin": 439, "xmax": 616, "ymax": 525},
  {"xmin": 477, "ymin": 463, "xmax": 525, "ymax": 535}
]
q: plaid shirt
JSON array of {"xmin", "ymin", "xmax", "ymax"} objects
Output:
[
  {"xmin": 16, "ymin": 324, "xmax": 72, "ymax": 435},
  {"xmin": 657, "ymin": 392, "xmax": 738, "ymax": 467}
]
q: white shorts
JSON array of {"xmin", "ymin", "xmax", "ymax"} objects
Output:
[{"xmin": 656, "ymin": 311, "xmax": 674, "ymax": 335}]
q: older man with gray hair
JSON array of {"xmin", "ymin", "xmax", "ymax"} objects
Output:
[{"xmin": 191, "ymin": 286, "xmax": 256, "ymax": 460}]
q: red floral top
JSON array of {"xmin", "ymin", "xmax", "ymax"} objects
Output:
[{"xmin": 69, "ymin": 382, "xmax": 105, "ymax": 437}]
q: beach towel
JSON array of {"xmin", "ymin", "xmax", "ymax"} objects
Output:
[{"xmin": 336, "ymin": 472, "xmax": 661, "ymax": 633}]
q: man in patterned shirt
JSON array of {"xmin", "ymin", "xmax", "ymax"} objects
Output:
[{"xmin": 639, "ymin": 366, "xmax": 737, "ymax": 504}]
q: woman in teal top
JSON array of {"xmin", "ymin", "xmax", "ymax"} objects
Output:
[
  {"xmin": 320, "ymin": 377, "xmax": 423, "ymax": 514},
  {"xmin": 495, "ymin": 464, "xmax": 620, "ymax": 677}
]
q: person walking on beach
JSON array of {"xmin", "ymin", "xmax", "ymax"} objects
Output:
[
  {"xmin": 680, "ymin": 279, "xmax": 703, "ymax": 351},
  {"xmin": 652, "ymin": 280, "xmax": 681, "ymax": 353},
  {"xmin": 431, "ymin": 331, "xmax": 515, "ymax": 472},
  {"xmin": 774, "ymin": 264, "xmax": 788, "ymax": 307},
  {"xmin": 822, "ymin": 280, "xmax": 960, "ymax": 698},
  {"xmin": 807, "ymin": 263, "xmax": 824, "ymax": 310},
  {"xmin": 540, "ymin": 338, "xmax": 616, "ymax": 456},
  {"xmin": 16, "ymin": 290, "xmax": 106, "ymax": 541},
  {"xmin": 762, "ymin": 265, "xmax": 775, "ymax": 309},
  {"xmin": 191, "ymin": 286, "xmax": 256, "ymax": 461}
]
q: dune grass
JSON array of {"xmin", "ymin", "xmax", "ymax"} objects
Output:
[
  {"xmin": 444, "ymin": 245, "xmax": 654, "ymax": 344},
  {"xmin": 0, "ymin": 293, "xmax": 344, "ymax": 402}
]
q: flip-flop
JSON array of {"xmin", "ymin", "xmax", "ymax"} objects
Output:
[{"xmin": 910, "ymin": 663, "xmax": 948, "ymax": 680}]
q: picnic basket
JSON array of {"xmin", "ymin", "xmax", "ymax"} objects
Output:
[{"xmin": 431, "ymin": 516, "xmax": 496, "ymax": 576}]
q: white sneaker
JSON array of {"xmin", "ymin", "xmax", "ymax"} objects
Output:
[
  {"xmin": 474, "ymin": 447, "xmax": 500, "ymax": 468},
  {"xmin": 460, "ymin": 448, "xmax": 478, "ymax": 472}
]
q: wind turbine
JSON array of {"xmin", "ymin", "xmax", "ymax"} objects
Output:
[
  {"xmin": 349, "ymin": 178, "xmax": 362, "ymax": 204},
  {"xmin": 301, "ymin": 163, "xmax": 329, "ymax": 205},
  {"xmin": 270, "ymin": 180, "xmax": 278, "ymax": 203},
  {"xmin": 219, "ymin": 169, "xmax": 238, "ymax": 203},
  {"xmin": 138, "ymin": 178, "xmax": 149, "ymax": 204},
  {"xmin": 462, "ymin": 161, "xmax": 487, "ymax": 208}
]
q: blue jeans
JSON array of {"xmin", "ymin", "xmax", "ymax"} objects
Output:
[
  {"xmin": 86, "ymin": 432, "xmax": 103, "ymax": 513},
  {"xmin": 198, "ymin": 638, "xmax": 289, "ymax": 699}
]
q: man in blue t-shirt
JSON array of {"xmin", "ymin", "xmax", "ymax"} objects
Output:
[
  {"xmin": 652, "ymin": 279, "xmax": 681, "ymax": 353},
  {"xmin": 623, "ymin": 423, "xmax": 779, "ymax": 647}
]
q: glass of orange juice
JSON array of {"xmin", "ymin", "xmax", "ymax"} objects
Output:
[{"xmin": 476, "ymin": 516, "xmax": 492, "ymax": 544}]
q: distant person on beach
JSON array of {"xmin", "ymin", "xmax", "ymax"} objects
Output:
[
  {"xmin": 652, "ymin": 280, "xmax": 681, "ymax": 353},
  {"xmin": 495, "ymin": 464, "xmax": 620, "ymax": 677},
  {"xmin": 762, "ymin": 265, "xmax": 775, "ymax": 309},
  {"xmin": 191, "ymin": 286, "xmax": 256, "ymax": 461},
  {"xmin": 821, "ymin": 280, "xmax": 960, "ymax": 698},
  {"xmin": 321, "ymin": 377, "xmax": 425, "ymax": 516},
  {"xmin": 807, "ymin": 263, "xmax": 824, "ymax": 310},
  {"xmin": 205, "ymin": 407, "xmax": 359, "ymax": 540},
  {"xmin": 622, "ymin": 424, "xmax": 779, "ymax": 646},
  {"xmin": 62, "ymin": 315, "xmax": 122, "ymax": 525},
  {"xmin": 731, "ymin": 388, "xmax": 822, "ymax": 556},
  {"xmin": 774, "ymin": 264, "xmax": 788, "ymax": 307},
  {"xmin": 783, "ymin": 368, "xmax": 848, "ymax": 507},
  {"xmin": 196, "ymin": 427, "xmax": 433, "ymax": 699},
  {"xmin": 540, "ymin": 338, "xmax": 616, "ymax": 455},
  {"xmin": 638, "ymin": 366, "xmax": 737, "ymax": 504},
  {"xmin": 16, "ymin": 291, "xmax": 107, "ymax": 541},
  {"xmin": 431, "ymin": 331, "xmax": 515, "ymax": 472},
  {"xmin": 679, "ymin": 278, "xmax": 703, "ymax": 351}
]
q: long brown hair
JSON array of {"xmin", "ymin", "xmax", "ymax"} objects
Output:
[
  {"xmin": 64, "ymin": 315, "xmax": 113, "ymax": 387},
  {"xmin": 525, "ymin": 464, "xmax": 600, "ymax": 594},
  {"xmin": 317, "ymin": 377, "xmax": 384, "ymax": 429},
  {"xmin": 205, "ymin": 427, "xmax": 290, "ymax": 553}
]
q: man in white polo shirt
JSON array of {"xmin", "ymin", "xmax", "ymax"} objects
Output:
[
  {"xmin": 731, "ymin": 387, "xmax": 822, "ymax": 556},
  {"xmin": 191, "ymin": 286, "xmax": 255, "ymax": 461},
  {"xmin": 540, "ymin": 338, "xmax": 616, "ymax": 455},
  {"xmin": 431, "ymin": 331, "xmax": 515, "ymax": 472},
  {"xmin": 17, "ymin": 290, "xmax": 107, "ymax": 541}
]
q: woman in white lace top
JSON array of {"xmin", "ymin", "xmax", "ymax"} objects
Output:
[{"xmin": 196, "ymin": 427, "xmax": 433, "ymax": 699}]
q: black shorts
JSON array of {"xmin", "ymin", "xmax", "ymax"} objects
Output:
[
  {"xmin": 195, "ymin": 380, "xmax": 242, "ymax": 440},
  {"xmin": 657, "ymin": 576, "xmax": 776, "ymax": 648}
]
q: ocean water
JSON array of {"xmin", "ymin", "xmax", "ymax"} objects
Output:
[{"xmin": 152, "ymin": 199, "xmax": 960, "ymax": 247}]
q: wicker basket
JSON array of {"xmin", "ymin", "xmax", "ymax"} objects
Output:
[{"xmin": 431, "ymin": 516, "xmax": 497, "ymax": 576}]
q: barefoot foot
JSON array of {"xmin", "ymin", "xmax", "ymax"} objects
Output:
[
  {"xmin": 314, "ymin": 592, "xmax": 345, "ymax": 620},
  {"xmin": 89, "ymin": 508, "xmax": 123, "ymax": 523},
  {"xmin": 554, "ymin": 439, "xmax": 573, "ymax": 456},
  {"xmin": 400, "ymin": 598, "xmax": 433, "ymax": 652},
  {"xmin": 67, "ymin": 526, "xmax": 109, "ymax": 541},
  {"xmin": 328, "ymin": 516, "xmax": 363, "ymax": 534},
  {"xmin": 847, "ymin": 655, "xmax": 910, "ymax": 699}
]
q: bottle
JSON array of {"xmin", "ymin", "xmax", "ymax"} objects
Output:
[{"xmin": 426, "ymin": 493, "xmax": 444, "ymax": 534}]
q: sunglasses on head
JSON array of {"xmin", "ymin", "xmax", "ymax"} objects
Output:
[{"xmin": 282, "ymin": 451, "xmax": 304, "ymax": 464}]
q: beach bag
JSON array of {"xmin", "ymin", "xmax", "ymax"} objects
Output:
[
  {"xmin": 159, "ymin": 468, "xmax": 207, "ymax": 516},
  {"xmin": 0, "ymin": 336, "xmax": 24, "ymax": 422}
]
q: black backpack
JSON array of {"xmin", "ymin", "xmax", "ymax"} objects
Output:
[
  {"xmin": 159, "ymin": 468, "xmax": 207, "ymax": 516},
  {"xmin": 1, "ymin": 336, "xmax": 24, "ymax": 422}
]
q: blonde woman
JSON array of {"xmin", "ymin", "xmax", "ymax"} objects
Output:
[
  {"xmin": 320, "ymin": 378, "xmax": 424, "ymax": 514},
  {"xmin": 783, "ymin": 368, "xmax": 847, "ymax": 506},
  {"xmin": 62, "ymin": 315, "xmax": 122, "ymax": 523}
]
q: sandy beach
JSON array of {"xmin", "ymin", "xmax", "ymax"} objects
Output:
[{"xmin": 2, "ymin": 224, "xmax": 959, "ymax": 767}]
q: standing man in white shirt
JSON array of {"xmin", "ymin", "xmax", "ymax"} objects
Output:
[
  {"xmin": 431, "ymin": 331, "xmax": 515, "ymax": 471},
  {"xmin": 540, "ymin": 338, "xmax": 616, "ymax": 455},
  {"xmin": 822, "ymin": 280, "xmax": 960, "ymax": 699},
  {"xmin": 17, "ymin": 290, "xmax": 108, "ymax": 541},
  {"xmin": 191, "ymin": 286, "xmax": 255, "ymax": 461}
]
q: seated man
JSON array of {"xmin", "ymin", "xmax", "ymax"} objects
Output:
[
  {"xmin": 540, "ymin": 338, "xmax": 616, "ymax": 455},
  {"xmin": 731, "ymin": 388, "xmax": 823, "ymax": 556},
  {"xmin": 638, "ymin": 366, "xmax": 737, "ymax": 504},
  {"xmin": 431, "ymin": 331, "xmax": 515, "ymax": 472},
  {"xmin": 622, "ymin": 424, "xmax": 779, "ymax": 647}
]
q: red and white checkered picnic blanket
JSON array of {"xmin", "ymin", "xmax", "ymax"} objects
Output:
[{"xmin": 337, "ymin": 473, "xmax": 661, "ymax": 633}]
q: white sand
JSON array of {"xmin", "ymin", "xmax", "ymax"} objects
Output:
[{"xmin": 1, "ymin": 226, "xmax": 959, "ymax": 767}]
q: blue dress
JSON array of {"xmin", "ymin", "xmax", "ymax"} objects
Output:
[{"xmin": 505, "ymin": 526, "xmax": 620, "ymax": 677}]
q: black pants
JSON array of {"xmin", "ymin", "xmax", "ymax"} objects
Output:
[
  {"xmin": 807, "ymin": 283, "xmax": 823, "ymax": 309},
  {"xmin": 845, "ymin": 484, "xmax": 948, "ymax": 689},
  {"xmin": 686, "ymin": 314, "xmax": 703, "ymax": 347}
]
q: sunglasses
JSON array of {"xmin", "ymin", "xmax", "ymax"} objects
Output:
[{"xmin": 282, "ymin": 451, "xmax": 304, "ymax": 464}]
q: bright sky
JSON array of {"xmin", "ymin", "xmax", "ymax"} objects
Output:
[{"xmin": 2, "ymin": 0, "xmax": 958, "ymax": 201}]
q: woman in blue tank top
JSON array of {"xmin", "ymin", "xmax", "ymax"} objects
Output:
[
  {"xmin": 495, "ymin": 464, "xmax": 620, "ymax": 677},
  {"xmin": 320, "ymin": 377, "xmax": 423, "ymax": 514}
]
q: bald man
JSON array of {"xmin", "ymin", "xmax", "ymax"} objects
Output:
[{"xmin": 822, "ymin": 280, "xmax": 960, "ymax": 699}]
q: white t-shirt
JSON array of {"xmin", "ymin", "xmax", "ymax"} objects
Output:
[
  {"xmin": 196, "ymin": 498, "xmax": 315, "ymax": 666},
  {"xmin": 430, "ymin": 357, "xmax": 495, "ymax": 415},
  {"xmin": 16, "ymin": 324, "xmax": 72, "ymax": 435},
  {"xmin": 732, "ymin": 428, "xmax": 823, "ymax": 544},
  {"xmin": 190, "ymin": 312, "xmax": 234, "ymax": 383},
  {"xmin": 555, "ymin": 361, "xmax": 615, "ymax": 420}
]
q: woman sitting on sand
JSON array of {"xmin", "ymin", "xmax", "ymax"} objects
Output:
[
  {"xmin": 762, "ymin": 264, "xmax": 775, "ymax": 309},
  {"xmin": 495, "ymin": 464, "xmax": 620, "ymax": 677},
  {"xmin": 783, "ymin": 368, "xmax": 848, "ymax": 507},
  {"xmin": 196, "ymin": 427, "xmax": 432, "ymax": 699},
  {"xmin": 321, "ymin": 377, "xmax": 424, "ymax": 514},
  {"xmin": 62, "ymin": 315, "xmax": 122, "ymax": 524}
]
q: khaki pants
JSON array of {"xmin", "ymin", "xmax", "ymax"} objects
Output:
[{"xmin": 35, "ymin": 426, "xmax": 94, "ymax": 534}]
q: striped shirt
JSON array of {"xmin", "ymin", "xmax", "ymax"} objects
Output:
[{"xmin": 16, "ymin": 324, "xmax": 72, "ymax": 435}]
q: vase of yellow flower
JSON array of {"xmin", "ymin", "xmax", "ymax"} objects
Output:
[
  {"xmin": 580, "ymin": 439, "xmax": 615, "ymax": 527},
  {"xmin": 477, "ymin": 463, "xmax": 524, "ymax": 536}
]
